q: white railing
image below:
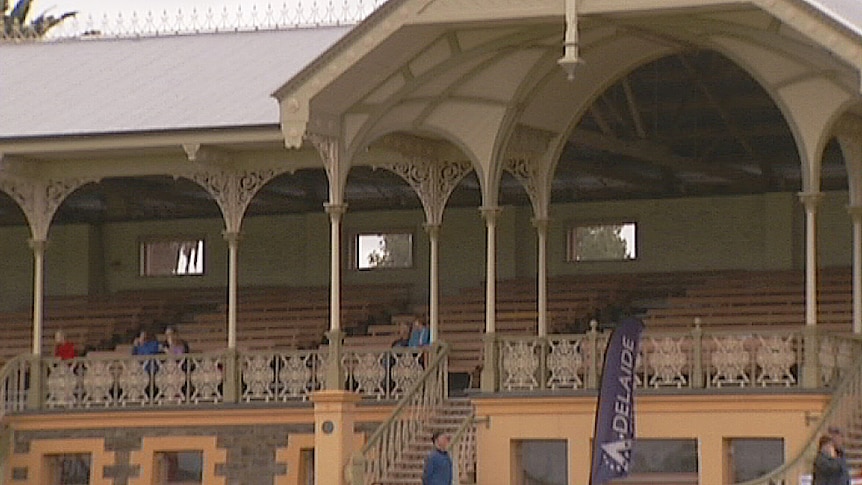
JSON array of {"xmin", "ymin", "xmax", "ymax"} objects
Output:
[
  {"xmin": 737, "ymin": 352, "xmax": 862, "ymax": 485},
  {"xmin": 0, "ymin": 346, "xmax": 437, "ymax": 413},
  {"xmin": 43, "ymin": 352, "xmax": 225, "ymax": 408},
  {"xmin": 240, "ymin": 349, "xmax": 326, "ymax": 402},
  {"xmin": 350, "ymin": 343, "xmax": 449, "ymax": 485},
  {"xmin": 451, "ymin": 414, "xmax": 478, "ymax": 485},
  {"xmin": 497, "ymin": 329, "xmax": 860, "ymax": 392},
  {"xmin": 0, "ymin": 355, "xmax": 30, "ymax": 414},
  {"xmin": 2, "ymin": 1, "xmax": 388, "ymax": 41},
  {"xmin": 342, "ymin": 347, "xmax": 426, "ymax": 400}
]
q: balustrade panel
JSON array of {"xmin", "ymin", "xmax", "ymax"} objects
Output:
[
  {"xmin": 497, "ymin": 329, "xmax": 823, "ymax": 393},
  {"xmin": 240, "ymin": 350, "xmax": 324, "ymax": 402},
  {"xmin": 43, "ymin": 353, "xmax": 225, "ymax": 409}
]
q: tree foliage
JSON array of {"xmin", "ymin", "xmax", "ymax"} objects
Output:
[
  {"xmin": 2, "ymin": 0, "xmax": 76, "ymax": 38},
  {"xmin": 366, "ymin": 234, "xmax": 412, "ymax": 269},
  {"xmin": 574, "ymin": 224, "xmax": 631, "ymax": 261}
]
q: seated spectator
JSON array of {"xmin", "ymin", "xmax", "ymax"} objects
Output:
[
  {"xmin": 53, "ymin": 330, "xmax": 75, "ymax": 360},
  {"xmin": 408, "ymin": 316, "xmax": 430, "ymax": 347},
  {"xmin": 132, "ymin": 330, "xmax": 161, "ymax": 356},
  {"xmin": 391, "ymin": 322, "xmax": 411, "ymax": 348},
  {"xmin": 164, "ymin": 327, "xmax": 190, "ymax": 355}
]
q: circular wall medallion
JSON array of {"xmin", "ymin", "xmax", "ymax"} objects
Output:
[{"xmin": 322, "ymin": 420, "xmax": 335, "ymax": 434}]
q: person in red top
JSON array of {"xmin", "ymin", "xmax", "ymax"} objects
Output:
[{"xmin": 53, "ymin": 330, "xmax": 75, "ymax": 360}]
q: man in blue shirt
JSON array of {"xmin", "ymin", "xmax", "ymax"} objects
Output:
[
  {"xmin": 408, "ymin": 317, "xmax": 430, "ymax": 347},
  {"xmin": 422, "ymin": 431, "xmax": 452, "ymax": 485}
]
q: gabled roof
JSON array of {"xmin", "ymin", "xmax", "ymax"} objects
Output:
[{"xmin": 0, "ymin": 26, "xmax": 351, "ymax": 139}]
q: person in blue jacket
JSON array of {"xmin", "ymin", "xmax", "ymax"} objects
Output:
[
  {"xmin": 422, "ymin": 431, "xmax": 452, "ymax": 485},
  {"xmin": 132, "ymin": 330, "xmax": 161, "ymax": 355},
  {"xmin": 408, "ymin": 316, "xmax": 430, "ymax": 347},
  {"xmin": 813, "ymin": 434, "xmax": 847, "ymax": 485}
]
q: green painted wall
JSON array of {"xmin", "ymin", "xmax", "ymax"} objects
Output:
[{"xmin": 0, "ymin": 190, "xmax": 854, "ymax": 311}]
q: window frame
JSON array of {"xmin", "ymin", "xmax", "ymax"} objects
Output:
[
  {"xmin": 138, "ymin": 235, "xmax": 207, "ymax": 278},
  {"xmin": 348, "ymin": 229, "xmax": 415, "ymax": 271},
  {"xmin": 565, "ymin": 220, "xmax": 638, "ymax": 263}
]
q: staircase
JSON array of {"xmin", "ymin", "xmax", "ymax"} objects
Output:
[
  {"xmin": 741, "ymin": 349, "xmax": 862, "ymax": 485},
  {"xmin": 376, "ymin": 396, "xmax": 474, "ymax": 485}
]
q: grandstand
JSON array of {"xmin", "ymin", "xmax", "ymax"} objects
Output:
[{"xmin": 1, "ymin": 0, "xmax": 862, "ymax": 484}]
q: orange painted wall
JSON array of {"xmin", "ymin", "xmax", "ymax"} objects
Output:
[{"xmin": 473, "ymin": 393, "xmax": 829, "ymax": 485}]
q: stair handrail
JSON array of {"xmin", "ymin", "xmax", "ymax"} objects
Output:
[
  {"xmin": 0, "ymin": 355, "xmax": 33, "ymax": 418},
  {"xmin": 449, "ymin": 412, "xmax": 477, "ymax": 485},
  {"xmin": 738, "ymin": 348, "xmax": 862, "ymax": 485},
  {"xmin": 349, "ymin": 341, "xmax": 449, "ymax": 485}
]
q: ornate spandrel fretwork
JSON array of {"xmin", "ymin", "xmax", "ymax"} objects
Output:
[
  {"xmin": 306, "ymin": 133, "xmax": 348, "ymax": 204},
  {"xmin": 0, "ymin": 176, "xmax": 98, "ymax": 240},
  {"xmin": 376, "ymin": 133, "xmax": 472, "ymax": 226},
  {"xmin": 502, "ymin": 125, "xmax": 556, "ymax": 219},
  {"xmin": 388, "ymin": 158, "xmax": 472, "ymax": 226},
  {"xmin": 709, "ymin": 335, "xmax": 752, "ymax": 387},
  {"xmin": 188, "ymin": 167, "xmax": 281, "ymax": 233}
]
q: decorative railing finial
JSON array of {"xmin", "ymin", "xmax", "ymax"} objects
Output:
[{"xmin": 1, "ymin": 1, "xmax": 386, "ymax": 42}]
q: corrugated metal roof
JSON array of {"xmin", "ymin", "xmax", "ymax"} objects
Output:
[
  {"xmin": 806, "ymin": 0, "xmax": 862, "ymax": 37},
  {"xmin": 0, "ymin": 26, "xmax": 351, "ymax": 138}
]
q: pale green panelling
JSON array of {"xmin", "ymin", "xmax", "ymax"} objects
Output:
[{"xmin": 0, "ymin": 191, "xmax": 853, "ymax": 310}]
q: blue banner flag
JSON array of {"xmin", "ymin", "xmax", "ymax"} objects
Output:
[{"xmin": 589, "ymin": 317, "xmax": 645, "ymax": 485}]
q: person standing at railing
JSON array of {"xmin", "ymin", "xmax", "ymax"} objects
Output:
[
  {"xmin": 814, "ymin": 434, "xmax": 847, "ymax": 485},
  {"xmin": 422, "ymin": 431, "xmax": 452, "ymax": 485},
  {"xmin": 53, "ymin": 330, "xmax": 75, "ymax": 360}
]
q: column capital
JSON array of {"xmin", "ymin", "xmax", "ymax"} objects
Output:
[
  {"xmin": 479, "ymin": 205, "xmax": 502, "ymax": 223},
  {"xmin": 28, "ymin": 238, "xmax": 48, "ymax": 252},
  {"xmin": 324, "ymin": 202, "xmax": 348, "ymax": 222},
  {"xmin": 848, "ymin": 205, "xmax": 862, "ymax": 220},
  {"xmin": 798, "ymin": 191, "xmax": 823, "ymax": 210},
  {"xmin": 423, "ymin": 223, "xmax": 441, "ymax": 238},
  {"xmin": 531, "ymin": 217, "xmax": 550, "ymax": 233},
  {"xmin": 222, "ymin": 230, "xmax": 242, "ymax": 245}
]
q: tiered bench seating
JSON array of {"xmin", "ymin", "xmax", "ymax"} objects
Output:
[
  {"xmin": 177, "ymin": 284, "xmax": 412, "ymax": 352},
  {"xmin": 642, "ymin": 268, "xmax": 853, "ymax": 332}
]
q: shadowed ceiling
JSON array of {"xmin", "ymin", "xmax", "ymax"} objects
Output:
[{"xmin": 0, "ymin": 49, "xmax": 849, "ymax": 228}]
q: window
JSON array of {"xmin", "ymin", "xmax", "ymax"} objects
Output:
[
  {"xmin": 727, "ymin": 438, "xmax": 783, "ymax": 483},
  {"xmin": 300, "ymin": 448, "xmax": 314, "ymax": 485},
  {"xmin": 567, "ymin": 222, "xmax": 636, "ymax": 262},
  {"xmin": 628, "ymin": 439, "xmax": 698, "ymax": 474},
  {"xmin": 140, "ymin": 238, "xmax": 205, "ymax": 276},
  {"xmin": 514, "ymin": 440, "xmax": 567, "ymax": 485},
  {"xmin": 45, "ymin": 453, "xmax": 90, "ymax": 485},
  {"xmin": 354, "ymin": 232, "xmax": 413, "ymax": 270},
  {"xmin": 155, "ymin": 450, "xmax": 203, "ymax": 484}
]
